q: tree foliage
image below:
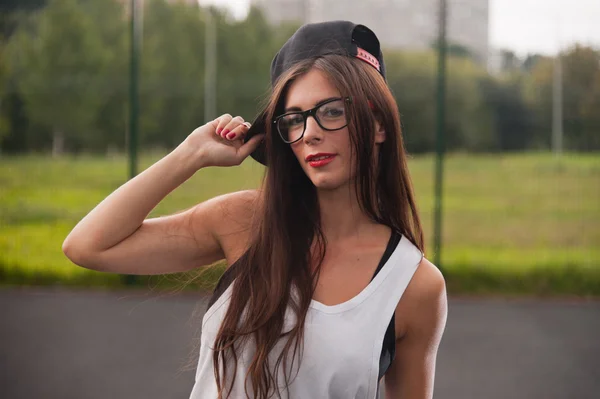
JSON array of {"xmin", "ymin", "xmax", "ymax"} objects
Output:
[
  {"xmin": 6, "ymin": 0, "xmax": 113, "ymax": 153},
  {"xmin": 1, "ymin": 0, "xmax": 599, "ymax": 154},
  {"xmin": 524, "ymin": 45, "xmax": 600, "ymax": 151}
]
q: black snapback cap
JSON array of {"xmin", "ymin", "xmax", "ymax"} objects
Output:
[{"xmin": 244, "ymin": 20, "xmax": 385, "ymax": 166}]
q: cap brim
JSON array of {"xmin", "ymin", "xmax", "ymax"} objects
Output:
[{"xmin": 244, "ymin": 109, "xmax": 268, "ymax": 166}]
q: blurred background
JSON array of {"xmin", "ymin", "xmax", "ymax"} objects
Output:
[
  {"xmin": 1, "ymin": 0, "xmax": 598, "ymax": 294},
  {"xmin": 1, "ymin": 0, "xmax": 599, "ymax": 398}
]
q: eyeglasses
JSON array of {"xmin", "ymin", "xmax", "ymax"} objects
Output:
[{"xmin": 273, "ymin": 97, "xmax": 352, "ymax": 144}]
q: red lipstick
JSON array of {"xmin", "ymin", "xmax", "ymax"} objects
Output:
[{"xmin": 306, "ymin": 153, "xmax": 336, "ymax": 168}]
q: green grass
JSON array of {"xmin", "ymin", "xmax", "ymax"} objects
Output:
[{"xmin": 1, "ymin": 152, "xmax": 599, "ymax": 296}]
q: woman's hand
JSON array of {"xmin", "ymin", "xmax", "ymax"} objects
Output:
[{"xmin": 180, "ymin": 114, "xmax": 265, "ymax": 169}]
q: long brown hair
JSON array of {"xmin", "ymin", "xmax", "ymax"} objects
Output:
[{"xmin": 212, "ymin": 54, "xmax": 424, "ymax": 398}]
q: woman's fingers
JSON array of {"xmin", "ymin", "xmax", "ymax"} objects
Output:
[
  {"xmin": 214, "ymin": 114, "xmax": 233, "ymax": 137},
  {"xmin": 220, "ymin": 116, "xmax": 246, "ymax": 140},
  {"xmin": 226, "ymin": 121, "xmax": 251, "ymax": 141},
  {"xmin": 237, "ymin": 133, "xmax": 265, "ymax": 160},
  {"xmin": 212, "ymin": 114, "xmax": 249, "ymax": 140},
  {"xmin": 212, "ymin": 114, "xmax": 251, "ymax": 142}
]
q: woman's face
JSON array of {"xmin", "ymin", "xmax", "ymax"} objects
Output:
[{"xmin": 283, "ymin": 68, "xmax": 355, "ymax": 191}]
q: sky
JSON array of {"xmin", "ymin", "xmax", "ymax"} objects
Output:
[{"xmin": 198, "ymin": 0, "xmax": 600, "ymax": 56}]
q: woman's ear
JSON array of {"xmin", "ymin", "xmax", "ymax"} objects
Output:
[{"xmin": 374, "ymin": 119, "xmax": 386, "ymax": 144}]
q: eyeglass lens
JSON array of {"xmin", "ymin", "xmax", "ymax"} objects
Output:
[{"xmin": 277, "ymin": 99, "xmax": 348, "ymax": 143}]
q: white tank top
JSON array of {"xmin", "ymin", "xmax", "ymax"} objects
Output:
[{"xmin": 189, "ymin": 234, "xmax": 423, "ymax": 399}]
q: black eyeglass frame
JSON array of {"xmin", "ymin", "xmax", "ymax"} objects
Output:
[{"xmin": 272, "ymin": 97, "xmax": 353, "ymax": 144}]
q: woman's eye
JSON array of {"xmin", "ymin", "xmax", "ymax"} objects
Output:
[
  {"xmin": 322, "ymin": 108, "xmax": 344, "ymax": 118},
  {"xmin": 288, "ymin": 115, "xmax": 304, "ymax": 126}
]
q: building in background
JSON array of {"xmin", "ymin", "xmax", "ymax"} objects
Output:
[{"xmin": 251, "ymin": 0, "xmax": 489, "ymax": 64}]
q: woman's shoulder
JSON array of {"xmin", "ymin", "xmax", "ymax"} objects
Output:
[
  {"xmin": 394, "ymin": 256, "xmax": 447, "ymax": 339},
  {"xmin": 198, "ymin": 189, "xmax": 261, "ymax": 223},
  {"xmin": 195, "ymin": 189, "xmax": 261, "ymax": 264},
  {"xmin": 205, "ymin": 188, "xmax": 261, "ymax": 208},
  {"xmin": 409, "ymin": 257, "xmax": 446, "ymax": 303}
]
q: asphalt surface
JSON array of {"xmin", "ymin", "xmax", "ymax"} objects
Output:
[{"xmin": 2, "ymin": 288, "xmax": 599, "ymax": 399}]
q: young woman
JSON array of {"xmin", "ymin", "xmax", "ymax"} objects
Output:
[{"xmin": 63, "ymin": 21, "xmax": 447, "ymax": 399}]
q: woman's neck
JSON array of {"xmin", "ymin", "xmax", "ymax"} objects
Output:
[{"xmin": 316, "ymin": 184, "xmax": 379, "ymax": 242}]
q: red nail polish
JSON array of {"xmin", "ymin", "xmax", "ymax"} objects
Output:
[
  {"xmin": 216, "ymin": 127, "xmax": 222, "ymax": 134},
  {"xmin": 226, "ymin": 132, "xmax": 235, "ymax": 140},
  {"xmin": 222, "ymin": 129, "xmax": 230, "ymax": 136}
]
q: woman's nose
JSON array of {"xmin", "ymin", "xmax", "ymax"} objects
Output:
[{"xmin": 303, "ymin": 116, "xmax": 323, "ymax": 143}]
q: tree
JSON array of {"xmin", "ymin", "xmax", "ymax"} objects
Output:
[
  {"xmin": 134, "ymin": 0, "xmax": 219, "ymax": 149},
  {"xmin": 524, "ymin": 45, "xmax": 600, "ymax": 150},
  {"xmin": 522, "ymin": 53, "xmax": 548, "ymax": 73},
  {"xmin": 7, "ymin": 0, "xmax": 112, "ymax": 155},
  {"xmin": 562, "ymin": 45, "xmax": 600, "ymax": 150},
  {"xmin": 0, "ymin": 41, "xmax": 9, "ymax": 143},
  {"xmin": 431, "ymin": 40, "xmax": 477, "ymax": 62},
  {"xmin": 580, "ymin": 68, "xmax": 600, "ymax": 150},
  {"xmin": 499, "ymin": 49, "xmax": 520, "ymax": 72},
  {"xmin": 81, "ymin": 0, "xmax": 129, "ymax": 152},
  {"xmin": 446, "ymin": 56, "xmax": 495, "ymax": 151},
  {"xmin": 0, "ymin": 0, "xmax": 48, "ymax": 153},
  {"xmin": 479, "ymin": 74, "xmax": 535, "ymax": 151},
  {"xmin": 215, "ymin": 5, "xmax": 286, "ymax": 121},
  {"xmin": 385, "ymin": 50, "xmax": 495, "ymax": 153},
  {"xmin": 137, "ymin": 2, "xmax": 291, "ymax": 149}
]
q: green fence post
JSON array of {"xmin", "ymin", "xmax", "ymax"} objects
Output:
[
  {"xmin": 433, "ymin": 0, "xmax": 447, "ymax": 271},
  {"xmin": 123, "ymin": 0, "xmax": 141, "ymax": 286}
]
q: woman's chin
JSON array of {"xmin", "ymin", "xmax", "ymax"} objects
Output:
[{"xmin": 309, "ymin": 175, "xmax": 347, "ymax": 191}]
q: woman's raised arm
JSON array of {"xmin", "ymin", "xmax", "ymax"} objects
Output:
[{"xmin": 62, "ymin": 115, "xmax": 263, "ymax": 275}]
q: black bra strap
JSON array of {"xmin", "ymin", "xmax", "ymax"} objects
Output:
[{"xmin": 371, "ymin": 230, "xmax": 402, "ymax": 381}]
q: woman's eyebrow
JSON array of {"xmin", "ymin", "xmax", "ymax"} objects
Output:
[{"xmin": 284, "ymin": 97, "xmax": 340, "ymax": 113}]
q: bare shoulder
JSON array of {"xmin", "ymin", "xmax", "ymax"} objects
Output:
[
  {"xmin": 190, "ymin": 189, "xmax": 261, "ymax": 264},
  {"xmin": 408, "ymin": 257, "xmax": 446, "ymax": 304},
  {"xmin": 195, "ymin": 189, "xmax": 260, "ymax": 218},
  {"xmin": 395, "ymin": 257, "xmax": 448, "ymax": 338}
]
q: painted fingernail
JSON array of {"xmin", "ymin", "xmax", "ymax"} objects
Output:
[
  {"xmin": 226, "ymin": 132, "xmax": 235, "ymax": 140},
  {"xmin": 216, "ymin": 127, "xmax": 222, "ymax": 134},
  {"xmin": 221, "ymin": 129, "xmax": 230, "ymax": 137}
]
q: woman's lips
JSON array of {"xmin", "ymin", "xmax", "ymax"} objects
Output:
[{"xmin": 307, "ymin": 155, "xmax": 336, "ymax": 168}]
